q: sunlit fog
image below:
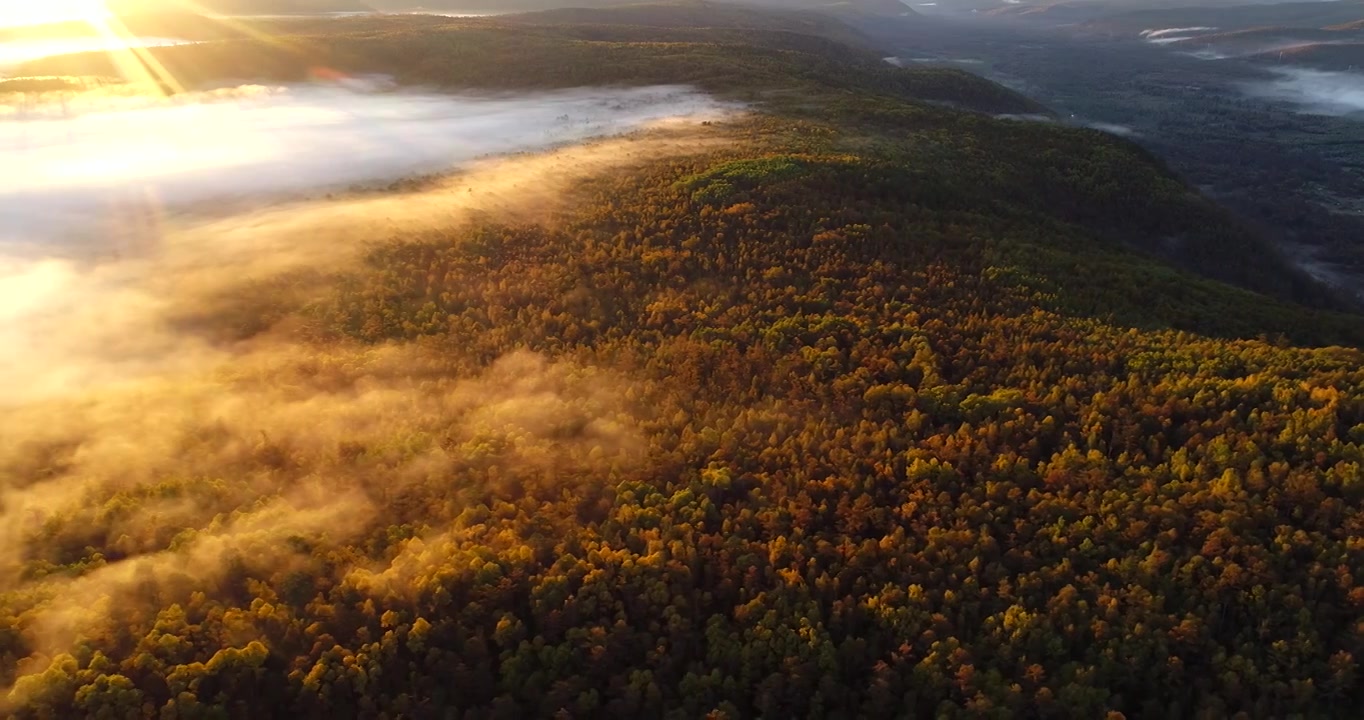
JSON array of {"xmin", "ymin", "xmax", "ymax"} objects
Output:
[
  {"xmin": 0, "ymin": 82, "xmax": 735, "ymax": 406},
  {"xmin": 0, "ymin": 84, "xmax": 733, "ymax": 252}
]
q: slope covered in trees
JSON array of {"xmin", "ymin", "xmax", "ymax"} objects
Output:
[{"xmin": 4, "ymin": 6, "xmax": 1364, "ymax": 719}]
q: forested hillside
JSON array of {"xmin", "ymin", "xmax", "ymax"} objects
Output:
[
  {"xmin": 5, "ymin": 5, "xmax": 1364, "ymax": 718},
  {"xmin": 19, "ymin": 6, "xmax": 1342, "ymax": 303}
]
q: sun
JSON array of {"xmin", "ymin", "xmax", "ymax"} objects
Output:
[
  {"xmin": 0, "ymin": 0, "xmax": 111, "ymax": 28},
  {"xmin": 0, "ymin": 0, "xmax": 186, "ymax": 95}
]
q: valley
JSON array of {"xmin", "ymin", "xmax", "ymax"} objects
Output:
[{"xmin": 857, "ymin": 8, "xmax": 1364, "ymax": 306}]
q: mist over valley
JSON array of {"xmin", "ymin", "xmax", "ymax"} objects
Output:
[{"xmin": 1242, "ymin": 65, "xmax": 1364, "ymax": 114}]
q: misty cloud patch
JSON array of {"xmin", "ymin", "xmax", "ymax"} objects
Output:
[
  {"xmin": 1140, "ymin": 27, "xmax": 1217, "ymax": 40},
  {"xmin": 1086, "ymin": 121, "xmax": 1139, "ymax": 137},
  {"xmin": 1242, "ymin": 67, "xmax": 1364, "ymax": 116}
]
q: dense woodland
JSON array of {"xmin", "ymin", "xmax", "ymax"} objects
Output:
[{"xmin": 5, "ymin": 5, "xmax": 1364, "ymax": 718}]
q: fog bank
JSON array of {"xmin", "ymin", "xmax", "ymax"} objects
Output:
[
  {"xmin": 1242, "ymin": 67, "xmax": 1364, "ymax": 115},
  {"xmin": 0, "ymin": 85, "xmax": 737, "ymax": 404},
  {"xmin": 1, "ymin": 83, "xmax": 734, "ymax": 253}
]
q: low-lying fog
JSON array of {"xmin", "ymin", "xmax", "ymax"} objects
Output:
[
  {"xmin": 1243, "ymin": 67, "xmax": 1364, "ymax": 116},
  {"xmin": 0, "ymin": 82, "xmax": 736, "ymax": 403},
  {"xmin": 0, "ymin": 84, "xmax": 733, "ymax": 253}
]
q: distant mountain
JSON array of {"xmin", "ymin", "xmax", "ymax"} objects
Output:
[
  {"xmin": 981, "ymin": 0, "xmax": 1364, "ymax": 71},
  {"xmin": 1165, "ymin": 26, "xmax": 1364, "ymax": 57},
  {"xmin": 977, "ymin": 0, "xmax": 1364, "ymax": 35},
  {"xmin": 1075, "ymin": 1, "xmax": 1364, "ymax": 36},
  {"xmin": 980, "ymin": 0, "xmax": 1320, "ymax": 24},
  {"xmin": 1047, "ymin": 2, "xmax": 1364, "ymax": 70}
]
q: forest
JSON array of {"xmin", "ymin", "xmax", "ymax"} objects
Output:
[{"xmin": 4, "ymin": 4, "xmax": 1364, "ymax": 718}]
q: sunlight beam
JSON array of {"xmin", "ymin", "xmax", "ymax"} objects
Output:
[{"xmin": 95, "ymin": 13, "xmax": 185, "ymax": 95}]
